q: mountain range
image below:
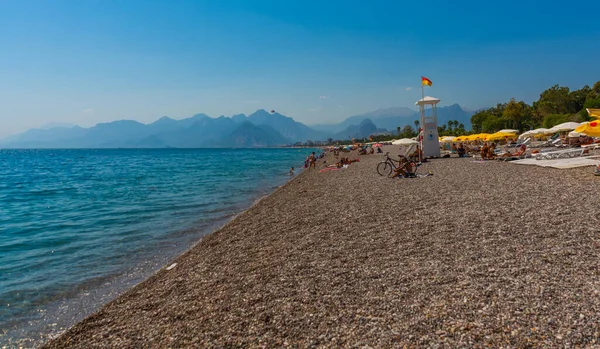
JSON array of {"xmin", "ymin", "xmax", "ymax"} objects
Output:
[{"xmin": 0, "ymin": 105, "xmax": 474, "ymax": 148}]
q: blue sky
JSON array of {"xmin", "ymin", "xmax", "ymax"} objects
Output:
[{"xmin": 1, "ymin": 0, "xmax": 599, "ymax": 137}]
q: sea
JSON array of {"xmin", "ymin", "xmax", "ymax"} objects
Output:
[{"xmin": 0, "ymin": 148, "xmax": 316, "ymax": 347}]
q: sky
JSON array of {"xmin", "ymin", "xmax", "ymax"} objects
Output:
[{"xmin": 0, "ymin": 0, "xmax": 599, "ymax": 138}]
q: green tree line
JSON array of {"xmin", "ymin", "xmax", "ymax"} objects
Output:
[{"xmin": 471, "ymin": 81, "xmax": 600, "ymax": 133}]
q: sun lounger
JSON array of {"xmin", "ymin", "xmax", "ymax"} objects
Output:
[
  {"xmin": 534, "ymin": 148, "xmax": 585, "ymax": 160},
  {"xmin": 499, "ymin": 149, "xmax": 532, "ymax": 161}
]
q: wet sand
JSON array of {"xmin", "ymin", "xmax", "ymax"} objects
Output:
[{"xmin": 43, "ymin": 148, "xmax": 600, "ymax": 347}]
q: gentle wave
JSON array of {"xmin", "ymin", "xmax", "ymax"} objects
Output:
[{"xmin": 0, "ymin": 148, "xmax": 315, "ymax": 346}]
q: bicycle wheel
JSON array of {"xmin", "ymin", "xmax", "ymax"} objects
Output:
[{"xmin": 377, "ymin": 162, "xmax": 392, "ymax": 176}]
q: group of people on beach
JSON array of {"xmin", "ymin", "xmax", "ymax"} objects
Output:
[
  {"xmin": 449, "ymin": 141, "xmax": 529, "ymax": 160},
  {"xmin": 303, "ymin": 151, "xmax": 324, "ymax": 169}
]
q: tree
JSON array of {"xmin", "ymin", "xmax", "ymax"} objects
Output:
[
  {"xmin": 542, "ymin": 114, "xmax": 572, "ymax": 128},
  {"xmin": 399, "ymin": 125, "xmax": 416, "ymax": 138},
  {"xmin": 502, "ymin": 98, "xmax": 524, "ymax": 130},
  {"xmin": 397, "ymin": 126, "xmax": 401, "ymax": 136},
  {"xmin": 592, "ymin": 81, "xmax": 600, "ymax": 96},
  {"xmin": 414, "ymin": 120, "xmax": 420, "ymax": 131}
]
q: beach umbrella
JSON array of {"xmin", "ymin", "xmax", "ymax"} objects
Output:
[
  {"xmin": 574, "ymin": 120, "xmax": 600, "ymax": 137},
  {"xmin": 547, "ymin": 122, "xmax": 580, "ymax": 133},
  {"xmin": 392, "ymin": 138, "xmax": 418, "ymax": 145},
  {"xmin": 440, "ymin": 136, "xmax": 456, "ymax": 142},
  {"xmin": 568, "ymin": 131, "xmax": 582, "ymax": 138},
  {"xmin": 519, "ymin": 128, "xmax": 549, "ymax": 139},
  {"xmin": 466, "ymin": 133, "xmax": 490, "ymax": 141},
  {"xmin": 373, "ymin": 143, "xmax": 383, "ymax": 147},
  {"xmin": 498, "ymin": 129, "xmax": 519, "ymax": 134},
  {"xmin": 586, "ymin": 108, "xmax": 600, "ymax": 119},
  {"xmin": 485, "ymin": 131, "xmax": 517, "ymax": 141}
]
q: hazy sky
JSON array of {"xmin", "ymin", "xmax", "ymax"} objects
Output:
[{"xmin": 1, "ymin": 0, "xmax": 599, "ymax": 138}]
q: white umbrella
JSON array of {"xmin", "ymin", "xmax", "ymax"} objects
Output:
[
  {"xmin": 392, "ymin": 138, "xmax": 418, "ymax": 145},
  {"xmin": 568, "ymin": 131, "xmax": 582, "ymax": 138},
  {"xmin": 441, "ymin": 136, "xmax": 456, "ymax": 142},
  {"xmin": 498, "ymin": 129, "xmax": 518, "ymax": 134},
  {"xmin": 547, "ymin": 122, "xmax": 581, "ymax": 133},
  {"xmin": 519, "ymin": 128, "xmax": 549, "ymax": 139}
]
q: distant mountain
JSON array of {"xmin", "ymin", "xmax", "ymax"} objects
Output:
[
  {"xmin": 0, "ymin": 110, "xmax": 322, "ymax": 148},
  {"xmin": 312, "ymin": 107, "xmax": 417, "ymax": 134},
  {"xmin": 435, "ymin": 104, "xmax": 474, "ymax": 129},
  {"xmin": 246, "ymin": 109, "xmax": 327, "ymax": 142},
  {"xmin": 0, "ymin": 105, "xmax": 477, "ymax": 149},
  {"xmin": 155, "ymin": 116, "xmax": 239, "ymax": 148},
  {"xmin": 333, "ymin": 119, "xmax": 386, "ymax": 140},
  {"xmin": 312, "ymin": 104, "xmax": 474, "ymax": 134},
  {"xmin": 231, "ymin": 114, "xmax": 248, "ymax": 123},
  {"xmin": 218, "ymin": 121, "xmax": 290, "ymax": 147}
]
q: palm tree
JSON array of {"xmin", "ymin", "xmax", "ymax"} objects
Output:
[
  {"xmin": 414, "ymin": 120, "xmax": 420, "ymax": 131},
  {"xmin": 397, "ymin": 126, "xmax": 401, "ymax": 136}
]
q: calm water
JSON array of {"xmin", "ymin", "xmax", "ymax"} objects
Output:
[{"xmin": 0, "ymin": 148, "xmax": 314, "ymax": 347}]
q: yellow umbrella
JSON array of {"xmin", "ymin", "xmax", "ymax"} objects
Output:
[
  {"xmin": 587, "ymin": 108, "xmax": 600, "ymax": 119},
  {"xmin": 485, "ymin": 131, "xmax": 517, "ymax": 141},
  {"xmin": 467, "ymin": 133, "xmax": 490, "ymax": 141},
  {"xmin": 574, "ymin": 120, "xmax": 600, "ymax": 137}
]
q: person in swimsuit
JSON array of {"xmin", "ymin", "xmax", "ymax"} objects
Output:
[
  {"xmin": 389, "ymin": 155, "xmax": 413, "ymax": 178},
  {"xmin": 309, "ymin": 152, "xmax": 316, "ymax": 169}
]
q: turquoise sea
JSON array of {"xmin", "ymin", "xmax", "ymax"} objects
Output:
[{"xmin": 0, "ymin": 148, "xmax": 315, "ymax": 347}]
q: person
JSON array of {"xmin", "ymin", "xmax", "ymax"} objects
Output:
[
  {"xmin": 309, "ymin": 152, "xmax": 316, "ymax": 169},
  {"xmin": 480, "ymin": 143, "xmax": 490, "ymax": 160},
  {"xmin": 289, "ymin": 167, "xmax": 294, "ymax": 175},
  {"xmin": 389, "ymin": 155, "xmax": 413, "ymax": 178},
  {"xmin": 500, "ymin": 144, "xmax": 527, "ymax": 159},
  {"xmin": 377, "ymin": 147, "xmax": 383, "ymax": 153},
  {"xmin": 486, "ymin": 143, "xmax": 496, "ymax": 159},
  {"xmin": 457, "ymin": 143, "xmax": 466, "ymax": 157},
  {"xmin": 369, "ymin": 147, "xmax": 374, "ymax": 154},
  {"xmin": 595, "ymin": 164, "xmax": 600, "ymax": 176}
]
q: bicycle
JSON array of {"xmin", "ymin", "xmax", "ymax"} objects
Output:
[{"xmin": 376, "ymin": 152, "xmax": 419, "ymax": 177}]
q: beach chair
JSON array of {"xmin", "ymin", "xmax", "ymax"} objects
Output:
[
  {"xmin": 501, "ymin": 149, "xmax": 532, "ymax": 161},
  {"xmin": 538, "ymin": 134, "xmax": 560, "ymax": 148},
  {"xmin": 534, "ymin": 148, "xmax": 585, "ymax": 160}
]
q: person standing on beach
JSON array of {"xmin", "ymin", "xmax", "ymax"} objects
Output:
[{"xmin": 309, "ymin": 152, "xmax": 316, "ymax": 169}]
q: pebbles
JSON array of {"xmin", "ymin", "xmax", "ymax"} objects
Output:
[{"xmin": 43, "ymin": 148, "xmax": 600, "ymax": 348}]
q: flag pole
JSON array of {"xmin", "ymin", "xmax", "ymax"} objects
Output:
[{"xmin": 420, "ymin": 78, "xmax": 424, "ymax": 163}]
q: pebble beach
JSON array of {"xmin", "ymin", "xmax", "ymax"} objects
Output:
[{"xmin": 43, "ymin": 147, "xmax": 600, "ymax": 348}]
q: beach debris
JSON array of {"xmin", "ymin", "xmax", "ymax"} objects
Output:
[{"xmin": 166, "ymin": 263, "xmax": 177, "ymax": 271}]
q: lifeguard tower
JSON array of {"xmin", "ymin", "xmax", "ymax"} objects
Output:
[{"xmin": 415, "ymin": 96, "xmax": 441, "ymax": 158}]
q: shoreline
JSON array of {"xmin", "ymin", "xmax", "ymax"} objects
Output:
[
  {"xmin": 43, "ymin": 148, "xmax": 600, "ymax": 347},
  {"xmin": 1, "ymin": 151, "xmax": 313, "ymax": 348}
]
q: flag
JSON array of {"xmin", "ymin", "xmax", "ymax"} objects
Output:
[{"xmin": 421, "ymin": 76, "xmax": 432, "ymax": 86}]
